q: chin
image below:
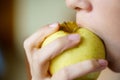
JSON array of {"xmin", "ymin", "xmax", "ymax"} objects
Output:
[
  {"xmin": 107, "ymin": 52, "xmax": 120, "ymax": 73},
  {"xmin": 108, "ymin": 64, "xmax": 120, "ymax": 73}
]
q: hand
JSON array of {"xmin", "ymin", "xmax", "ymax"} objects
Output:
[{"xmin": 23, "ymin": 23, "xmax": 108, "ymax": 80}]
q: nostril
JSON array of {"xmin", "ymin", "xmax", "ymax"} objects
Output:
[
  {"xmin": 66, "ymin": 0, "xmax": 92, "ymax": 12},
  {"xmin": 74, "ymin": 7, "xmax": 81, "ymax": 11}
]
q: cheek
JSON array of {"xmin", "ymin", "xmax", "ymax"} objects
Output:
[
  {"xmin": 76, "ymin": 0, "xmax": 120, "ymax": 71},
  {"xmin": 76, "ymin": 2, "xmax": 120, "ymax": 40},
  {"xmin": 94, "ymin": 3, "xmax": 120, "ymax": 40},
  {"xmin": 76, "ymin": 11, "xmax": 105, "ymax": 38}
]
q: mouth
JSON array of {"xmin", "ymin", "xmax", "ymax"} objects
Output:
[{"xmin": 76, "ymin": 21, "xmax": 104, "ymax": 42}]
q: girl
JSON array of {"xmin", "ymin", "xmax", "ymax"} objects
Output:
[{"xmin": 24, "ymin": 0, "xmax": 120, "ymax": 80}]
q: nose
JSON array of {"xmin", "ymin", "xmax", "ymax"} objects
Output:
[{"xmin": 65, "ymin": 0, "xmax": 92, "ymax": 11}]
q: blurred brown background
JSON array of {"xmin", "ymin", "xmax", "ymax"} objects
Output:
[
  {"xmin": 0, "ymin": 0, "xmax": 14, "ymax": 47},
  {"xmin": 0, "ymin": 0, "xmax": 26, "ymax": 80},
  {"xmin": 0, "ymin": 0, "xmax": 120, "ymax": 80}
]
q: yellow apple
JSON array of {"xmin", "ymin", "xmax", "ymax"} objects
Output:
[{"xmin": 42, "ymin": 22, "xmax": 106, "ymax": 80}]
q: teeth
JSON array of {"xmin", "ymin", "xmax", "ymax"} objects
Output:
[{"xmin": 60, "ymin": 21, "xmax": 80, "ymax": 33}]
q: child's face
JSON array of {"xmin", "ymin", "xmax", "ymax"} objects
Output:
[{"xmin": 66, "ymin": 0, "xmax": 120, "ymax": 72}]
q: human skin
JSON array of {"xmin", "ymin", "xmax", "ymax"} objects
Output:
[
  {"xmin": 23, "ymin": 0, "xmax": 120, "ymax": 79},
  {"xmin": 24, "ymin": 23, "xmax": 107, "ymax": 80},
  {"xmin": 65, "ymin": 0, "xmax": 120, "ymax": 72}
]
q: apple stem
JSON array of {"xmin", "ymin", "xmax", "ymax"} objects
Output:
[{"xmin": 60, "ymin": 22, "xmax": 80, "ymax": 33}]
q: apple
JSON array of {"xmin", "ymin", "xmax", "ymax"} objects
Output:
[{"xmin": 42, "ymin": 22, "xmax": 106, "ymax": 80}]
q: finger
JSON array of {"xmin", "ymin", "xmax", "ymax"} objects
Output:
[
  {"xmin": 52, "ymin": 59, "xmax": 108, "ymax": 80},
  {"xmin": 31, "ymin": 34, "xmax": 80, "ymax": 79},
  {"xmin": 24, "ymin": 23, "xmax": 59, "ymax": 62},
  {"xmin": 24, "ymin": 23, "xmax": 60, "ymax": 51},
  {"xmin": 34, "ymin": 34, "xmax": 80, "ymax": 66}
]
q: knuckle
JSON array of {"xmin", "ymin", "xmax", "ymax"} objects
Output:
[
  {"xmin": 60, "ymin": 68, "xmax": 70, "ymax": 80},
  {"xmin": 55, "ymin": 38, "xmax": 65, "ymax": 47},
  {"xmin": 56, "ymin": 36, "xmax": 70, "ymax": 46},
  {"xmin": 23, "ymin": 39, "xmax": 32, "ymax": 50},
  {"xmin": 89, "ymin": 60, "xmax": 99, "ymax": 70},
  {"xmin": 23, "ymin": 39, "xmax": 29, "ymax": 48}
]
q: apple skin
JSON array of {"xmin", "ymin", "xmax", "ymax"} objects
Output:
[{"xmin": 42, "ymin": 28, "xmax": 106, "ymax": 80}]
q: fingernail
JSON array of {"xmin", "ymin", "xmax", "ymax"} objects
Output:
[
  {"xmin": 49, "ymin": 23, "xmax": 58, "ymax": 28},
  {"xmin": 98, "ymin": 59, "xmax": 108, "ymax": 67},
  {"xmin": 68, "ymin": 34, "xmax": 80, "ymax": 41}
]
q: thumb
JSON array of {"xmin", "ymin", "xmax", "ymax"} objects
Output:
[{"xmin": 51, "ymin": 59, "xmax": 108, "ymax": 80}]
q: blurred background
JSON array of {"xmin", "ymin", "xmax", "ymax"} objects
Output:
[{"xmin": 0, "ymin": 0, "xmax": 120, "ymax": 80}]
